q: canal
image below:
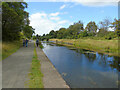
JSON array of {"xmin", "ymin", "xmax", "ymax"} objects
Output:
[{"xmin": 42, "ymin": 42, "xmax": 119, "ymax": 88}]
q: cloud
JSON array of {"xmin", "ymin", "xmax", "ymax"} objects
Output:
[
  {"xmin": 30, "ymin": 12, "xmax": 70, "ymax": 35},
  {"xmin": 58, "ymin": 20, "xmax": 69, "ymax": 24},
  {"xmin": 76, "ymin": 1, "xmax": 118, "ymax": 7},
  {"xmin": 60, "ymin": 4, "xmax": 66, "ymax": 10},
  {"xmin": 26, "ymin": 0, "xmax": 118, "ymax": 7},
  {"xmin": 50, "ymin": 17, "xmax": 60, "ymax": 21},
  {"xmin": 49, "ymin": 12, "xmax": 60, "ymax": 16},
  {"xmin": 71, "ymin": 0, "xmax": 118, "ymax": 7},
  {"xmin": 30, "ymin": 12, "xmax": 47, "ymax": 19}
]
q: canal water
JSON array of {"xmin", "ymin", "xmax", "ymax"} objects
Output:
[{"xmin": 42, "ymin": 42, "xmax": 119, "ymax": 88}]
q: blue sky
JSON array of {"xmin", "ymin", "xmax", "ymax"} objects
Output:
[{"xmin": 25, "ymin": 1, "xmax": 118, "ymax": 35}]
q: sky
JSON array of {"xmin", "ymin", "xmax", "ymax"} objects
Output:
[{"xmin": 25, "ymin": 0, "xmax": 118, "ymax": 35}]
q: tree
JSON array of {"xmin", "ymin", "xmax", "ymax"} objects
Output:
[
  {"xmin": 36, "ymin": 34, "xmax": 39, "ymax": 38},
  {"xmin": 99, "ymin": 18, "xmax": 111, "ymax": 31},
  {"xmin": 2, "ymin": 2, "xmax": 33, "ymax": 41},
  {"xmin": 78, "ymin": 30, "xmax": 88, "ymax": 38},
  {"xmin": 111, "ymin": 18, "xmax": 120, "ymax": 36},
  {"xmin": 41, "ymin": 19, "xmax": 118, "ymax": 40},
  {"xmin": 57, "ymin": 28, "xmax": 66, "ymax": 39},
  {"xmin": 67, "ymin": 21, "xmax": 84, "ymax": 39},
  {"xmin": 97, "ymin": 18, "xmax": 111, "ymax": 37},
  {"xmin": 32, "ymin": 35, "xmax": 36, "ymax": 40},
  {"xmin": 43, "ymin": 34, "xmax": 45, "ymax": 36},
  {"xmin": 85, "ymin": 21, "xmax": 97, "ymax": 33},
  {"xmin": 97, "ymin": 28, "xmax": 108, "ymax": 37},
  {"xmin": 23, "ymin": 25, "xmax": 34, "ymax": 39},
  {"xmin": 49, "ymin": 30, "xmax": 57, "ymax": 38},
  {"xmin": 68, "ymin": 21, "xmax": 84, "ymax": 35}
]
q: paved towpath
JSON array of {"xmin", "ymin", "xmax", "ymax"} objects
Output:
[
  {"xmin": 36, "ymin": 47, "xmax": 69, "ymax": 88},
  {"xmin": 2, "ymin": 41, "xmax": 69, "ymax": 88},
  {"xmin": 2, "ymin": 42, "xmax": 34, "ymax": 88}
]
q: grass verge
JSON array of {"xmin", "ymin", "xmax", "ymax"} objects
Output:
[
  {"xmin": 26, "ymin": 45, "xmax": 44, "ymax": 88},
  {"xmin": 50, "ymin": 39, "xmax": 119, "ymax": 57},
  {"xmin": 39, "ymin": 42, "xmax": 44, "ymax": 49},
  {"xmin": 2, "ymin": 41, "xmax": 22, "ymax": 60}
]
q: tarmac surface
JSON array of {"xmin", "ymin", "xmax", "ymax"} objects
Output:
[
  {"xmin": 2, "ymin": 41, "xmax": 69, "ymax": 88},
  {"xmin": 2, "ymin": 42, "xmax": 34, "ymax": 88}
]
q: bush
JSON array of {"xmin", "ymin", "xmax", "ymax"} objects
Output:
[
  {"xmin": 104, "ymin": 32, "xmax": 117, "ymax": 40},
  {"xmin": 78, "ymin": 31, "xmax": 88, "ymax": 38},
  {"xmin": 88, "ymin": 32, "xmax": 96, "ymax": 37}
]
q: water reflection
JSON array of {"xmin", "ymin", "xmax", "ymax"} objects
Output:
[
  {"xmin": 84, "ymin": 53, "xmax": 96, "ymax": 62},
  {"xmin": 42, "ymin": 42, "xmax": 119, "ymax": 88},
  {"xmin": 110, "ymin": 56, "xmax": 120, "ymax": 71},
  {"xmin": 44, "ymin": 41, "xmax": 119, "ymax": 71},
  {"xmin": 71, "ymin": 47, "xmax": 119, "ymax": 72}
]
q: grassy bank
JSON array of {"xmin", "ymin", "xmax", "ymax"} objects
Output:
[
  {"xmin": 39, "ymin": 41, "xmax": 44, "ymax": 49},
  {"xmin": 27, "ymin": 45, "xmax": 43, "ymax": 88},
  {"xmin": 2, "ymin": 41, "xmax": 22, "ymax": 60},
  {"xmin": 50, "ymin": 39, "xmax": 119, "ymax": 57}
]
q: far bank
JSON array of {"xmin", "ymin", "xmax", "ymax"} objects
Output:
[{"xmin": 49, "ymin": 39, "xmax": 119, "ymax": 57}]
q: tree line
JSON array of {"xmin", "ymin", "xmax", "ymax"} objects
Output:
[
  {"xmin": 36, "ymin": 18, "xmax": 120, "ymax": 41},
  {"xmin": 2, "ymin": 2, "xmax": 35, "ymax": 41}
]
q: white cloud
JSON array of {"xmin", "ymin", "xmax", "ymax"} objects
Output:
[
  {"xmin": 50, "ymin": 17, "xmax": 60, "ymax": 21},
  {"xmin": 60, "ymin": 4, "xmax": 66, "ymax": 10},
  {"xmin": 71, "ymin": 0, "xmax": 118, "ymax": 7},
  {"xmin": 30, "ymin": 12, "xmax": 47, "ymax": 19},
  {"xmin": 58, "ymin": 20, "xmax": 69, "ymax": 24},
  {"xmin": 49, "ymin": 12, "xmax": 60, "ymax": 16},
  {"xmin": 30, "ymin": 12, "xmax": 70, "ymax": 35},
  {"xmin": 26, "ymin": 0, "xmax": 118, "ymax": 7},
  {"xmin": 76, "ymin": 1, "xmax": 117, "ymax": 7}
]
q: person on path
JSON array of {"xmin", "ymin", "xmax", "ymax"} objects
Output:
[
  {"xmin": 23, "ymin": 38, "xmax": 25, "ymax": 47},
  {"xmin": 26, "ymin": 39, "xmax": 28, "ymax": 47},
  {"xmin": 36, "ymin": 39, "xmax": 39, "ymax": 47}
]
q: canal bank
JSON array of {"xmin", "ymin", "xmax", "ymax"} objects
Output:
[
  {"xmin": 49, "ymin": 39, "xmax": 119, "ymax": 57},
  {"xmin": 36, "ymin": 47, "xmax": 69, "ymax": 88}
]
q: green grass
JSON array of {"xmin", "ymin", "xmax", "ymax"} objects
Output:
[
  {"xmin": 26, "ymin": 45, "xmax": 44, "ymax": 88},
  {"xmin": 50, "ymin": 39, "xmax": 119, "ymax": 57},
  {"xmin": 40, "ymin": 45, "xmax": 44, "ymax": 49},
  {"xmin": 2, "ymin": 41, "xmax": 22, "ymax": 60},
  {"xmin": 39, "ymin": 42, "xmax": 44, "ymax": 49}
]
